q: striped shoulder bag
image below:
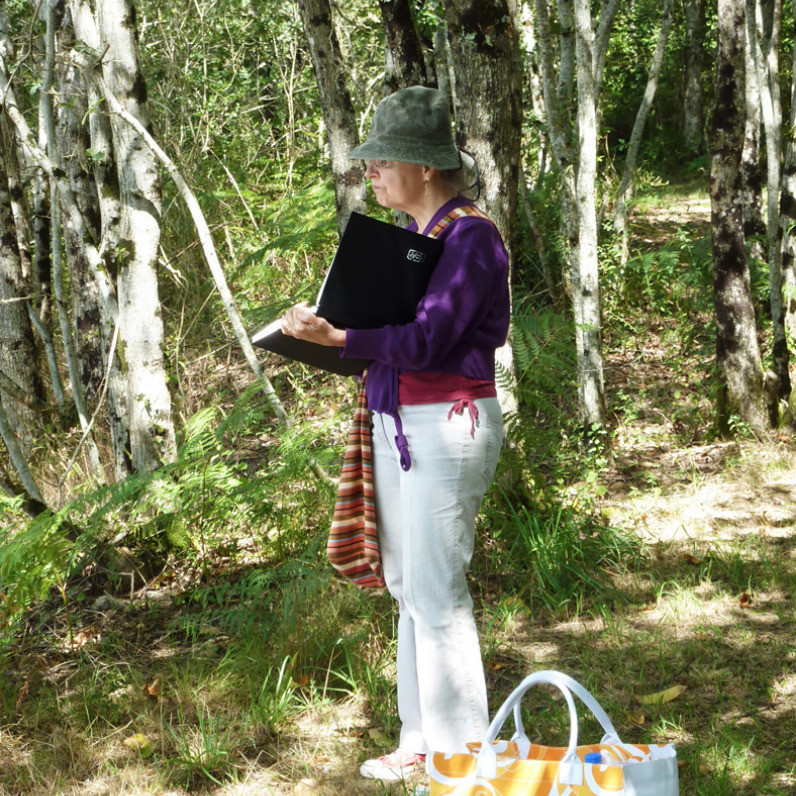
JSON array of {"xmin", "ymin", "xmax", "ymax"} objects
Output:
[{"xmin": 326, "ymin": 204, "xmax": 492, "ymax": 588}]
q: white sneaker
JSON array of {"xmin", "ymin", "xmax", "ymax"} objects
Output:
[{"xmin": 359, "ymin": 749, "xmax": 426, "ymax": 781}]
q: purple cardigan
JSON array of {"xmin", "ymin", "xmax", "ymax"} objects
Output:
[{"xmin": 342, "ymin": 196, "xmax": 510, "ymax": 467}]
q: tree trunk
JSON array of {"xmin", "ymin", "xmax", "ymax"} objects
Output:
[
  {"xmin": 683, "ymin": 0, "xmax": 706, "ymax": 153},
  {"xmin": 572, "ymin": 0, "xmax": 605, "ymax": 429},
  {"xmin": 378, "ymin": 0, "xmax": 431, "ymax": 93},
  {"xmin": 96, "ymin": 0, "xmax": 177, "ymax": 473},
  {"xmin": 535, "ymin": 0, "xmax": 614, "ymax": 428},
  {"xmin": 67, "ymin": 0, "xmax": 132, "ymax": 480},
  {"xmin": 740, "ymin": 10, "xmax": 766, "ymax": 261},
  {"xmin": 748, "ymin": 0, "xmax": 788, "ymax": 402},
  {"xmin": 534, "ymin": 0, "xmax": 575, "ymax": 190},
  {"xmin": 614, "ymin": 0, "xmax": 674, "ymax": 264},
  {"xmin": 56, "ymin": 9, "xmax": 106, "ymax": 406},
  {"xmin": 519, "ymin": 2, "xmax": 549, "ymax": 179},
  {"xmin": 779, "ymin": 23, "xmax": 796, "ymax": 393},
  {"xmin": 433, "ymin": 24, "xmax": 452, "ymax": 99},
  {"xmin": 0, "ymin": 399, "xmax": 46, "ymax": 509},
  {"xmin": 710, "ymin": 0, "xmax": 769, "ymax": 434},
  {"xmin": 1, "ymin": 8, "xmax": 126, "ymax": 478},
  {"xmin": 296, "ymin": 0, "xmax": 366, "ymax": 236},
  {"xmin": 443, "ymin": 0, "xmax": 523, "ymax": 415},
  {"xmin": 41, "ymin": 0, "xmax": 105, "ymax": 481},
  {"xmin": 0, "ymin": 117, "xmax": 46, "ymax": 454},
  {"xmin": 444, "ymin": 0, "xmax": 523, "ymax": 249},
  {"xmin": 33, "ymin": 20, "xmax": 53, "ymax": 326},
  {"xmin": 592, "ymin": 0, "xmax": 621, "ymax": 103},
  {"xmin": 556, "ymin": 0, "xmax": 575, "ymax": 122}
]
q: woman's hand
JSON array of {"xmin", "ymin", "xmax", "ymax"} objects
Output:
[{"xmin": 280, "ymin": 302, "xmax": 347, "ymax": 347}]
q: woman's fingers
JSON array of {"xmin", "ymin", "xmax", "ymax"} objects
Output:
[
  {"xmin": 280, "ymin": 303, "xmax": 345, "ymax": 346},
  {"xmin": 281, "ymin": 302, "xmax": 309, "ymax": 336}
]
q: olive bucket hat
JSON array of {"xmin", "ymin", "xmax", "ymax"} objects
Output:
[{"xmin": 349, "ymin": 85, "xmax": 462, "ymax": 170}]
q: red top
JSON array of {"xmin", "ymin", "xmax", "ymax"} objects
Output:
[{"xmin": 399, "ymin": 371, "xmax": 497, "ymax": 405}]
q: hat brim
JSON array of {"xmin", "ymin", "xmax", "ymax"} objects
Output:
[{"xmin": 348, "ymin": 140, "xmax": 463, "ymax": 171}]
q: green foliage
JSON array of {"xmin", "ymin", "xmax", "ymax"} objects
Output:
[
  {"xmin": 413, "ymin": 0, "xmax": 445, "ymax": 37},
  {"xmin": 608, "ymin": 228, "xmax": 714, "ymax": 320},
  {"xmin": 0, "ymin": 398, "xmax": 339, "ymax": 642},
  {"xmin": 162, "ymin": 706, "xmax": 236, "ymax": 788},
  {"xmin": 248, "ymin": 656, "xmax": 301, "ymax": 733},
  {"xmin": 489, "ymin": 494, "xmax": 643, "ymax": 616},
  {"xmin": 515, "ymin": 171, "xmax": 566, "ymax": 298},
  {"xmin": 177, "ymin": 568, "xmax": 276, "ymax": 639},
  {"xmin": 505, "ymin": 303, "xmax": 580, "ymax": 481},
  {"xmin": 0, "ymin": 508, "xmax": 72, "ymax": 628},
  {"xmin": 0, "ymin": 491, "xmax": 25, "ymax": 527},
  {"xmin": 237, "ymin": 179, "xmax": 340, "ymax": 327},
  {"xmin": 601, "ymin": 0, "xmax": 712, "ymax": 174}
]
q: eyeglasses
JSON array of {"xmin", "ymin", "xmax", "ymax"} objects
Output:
[{"xmin": 365, "ymin": 160, "xmax": 393, "ymax": 169}]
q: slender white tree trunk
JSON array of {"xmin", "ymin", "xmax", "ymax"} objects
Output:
[
  {"xmin": 779, "ymin": 27, "xmax": 796, "ymax": 384},
  {"xmin": 519, "ymin": 3, "xmax": 549, "ymax": 180},
  {"xmin": 68, "ymin": 0, "xmax": 131, "ymax": 480},
  {"xmin": 534, "ymin": 0, "xmax": 577, "ymax": 301},
  {"xmin": 573, "ymin": 0, "xmax": 605, "ymax": 428},
  {"xmin": 96, "ymin": 0, "xmax": 177, "ymax": 472},
  {"xmin": 741, "ymin": 17, "xmax": 766, "ymax": 261},
  {"xmin": 748, "ymin": 0, "xmax": 787, "ymax": 401}
]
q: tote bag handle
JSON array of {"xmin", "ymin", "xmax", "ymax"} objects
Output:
[{"xmin": 477, "ymin": 670, "xmax": 623, "ymax": 785}]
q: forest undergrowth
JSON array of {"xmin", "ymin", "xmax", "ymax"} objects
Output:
[{"xmin": 1, "ymin": 185, "xmax": 795, "ymax": 795}]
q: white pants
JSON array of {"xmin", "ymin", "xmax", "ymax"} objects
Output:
[{"xmin": 371, "ymin": 397, "xmax": 503, "ymax": 754}]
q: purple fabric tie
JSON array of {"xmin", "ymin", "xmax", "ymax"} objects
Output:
[{"xmin": 366, "ymin": 361, "xmax": 412, "ymax": 471}]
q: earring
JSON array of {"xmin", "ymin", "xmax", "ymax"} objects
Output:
[{"xmin": 423, "ymin": 178, "xmax": 429, "ymax": 198}]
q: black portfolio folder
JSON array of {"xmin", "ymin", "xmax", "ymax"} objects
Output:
[{"xmin": 251, "ymin": 213, "xmax": 444, "ymax": 375}]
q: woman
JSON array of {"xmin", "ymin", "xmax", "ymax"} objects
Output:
[{"xmin": 281, "ymin": 86, "xmax": 510, "ymax": 781}]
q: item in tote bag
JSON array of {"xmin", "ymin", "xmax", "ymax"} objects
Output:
[
  {"xmin": 326, "ymin": 372, "xmax": 384, "ymax": 588},
  {"xmin": 428, "ymin": 670, "xmax": 679, "ymax": 796}
]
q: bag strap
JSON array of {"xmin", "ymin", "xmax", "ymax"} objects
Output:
[
  {"xmin": 426, "ymin": 204, "xmax": 493, "ymax": 239},
  {"xmin": 476, "ymin": 670, "xmax": 623, "ymax": 785}
]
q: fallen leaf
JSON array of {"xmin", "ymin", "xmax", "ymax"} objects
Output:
[
  {"xmin": 123, "ymin": 733, "xmax": 153, "ymax": 758},
  {"xmin": 627, "ymin": 709, "xmax": 646, "ymax": 725},
  {"xmin": 739, "ymin": 591, "xmax": 752, "ymax": 609},
  {"xmin": 68, "ymin": 627, "xmax": 100, "ymax": 650},
  {"xmin": 636, "ymin": 684, "xmax": 688, "ymax": 705},
  {"xmin": 142, "ymin": 676, "xmax": 161, "ymax": 698},
  {"xmin": 500, "ymin": 595, "xmax": 531, "ymax": 616}
]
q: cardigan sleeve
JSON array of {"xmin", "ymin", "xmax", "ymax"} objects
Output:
[{"xmin": 342, "ymin": 216, "xmax": 509, "ymax": 371}]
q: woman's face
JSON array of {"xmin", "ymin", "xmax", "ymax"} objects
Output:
[{"xmin": 364, "ymin": 160, "xmax": 425, "ymax": 215}]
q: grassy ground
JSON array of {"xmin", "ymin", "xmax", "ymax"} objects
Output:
[{"xmin": 1, "ymin": 186, "xmax": 795, "ymax": 795}]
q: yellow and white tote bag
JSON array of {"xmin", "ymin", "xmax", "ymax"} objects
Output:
[{"xmin": 429, "ymin": 670, "xmax": 679, "ymax": 796}]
